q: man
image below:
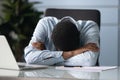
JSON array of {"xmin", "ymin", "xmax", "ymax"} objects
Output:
[{"xmin": 24, "ymin": 16, "xmax": 100, "ymax": 66}]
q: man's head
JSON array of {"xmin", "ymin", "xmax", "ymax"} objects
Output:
[{"xmin": 51, "ymin": 18, "xmax": 80, "ymax": 51}]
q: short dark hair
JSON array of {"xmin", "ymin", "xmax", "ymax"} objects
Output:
[{"xmin": 51, "ymin": 19, "xmax": 80, "ymax": 51}]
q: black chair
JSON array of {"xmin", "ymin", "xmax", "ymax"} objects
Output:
[
  {"xmin": 44, "ymin": 8, "xmax": 101, "ymax": 66},
  {"xmin": 44, "ymin": 8, "xmax": 100, "ymax": 27}
]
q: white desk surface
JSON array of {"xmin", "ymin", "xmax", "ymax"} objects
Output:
[{"xmin": 0, "ymin": 66, "xmax": 119, "ymax": 80}]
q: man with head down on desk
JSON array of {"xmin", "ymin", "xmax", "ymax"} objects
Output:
[{"xmin": 24, "ymin": 16, "xmax": 100, "ymax": 67}]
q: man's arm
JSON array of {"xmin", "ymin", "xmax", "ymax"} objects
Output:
[
  {"xmin": 24, "ymin": 17, "xmax": 66, "ymax": 65},
  {"xmin": 32, "ymin": 42, "xmax": 99, "ymax": 60},
  {"xmin": 63, "ymin": 20, "xmax": 100, "ymax": 66}
]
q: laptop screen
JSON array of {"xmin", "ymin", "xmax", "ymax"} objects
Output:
[{"xmin": 0, "ymin": 35, "xmax": 19, "ymax": 70}]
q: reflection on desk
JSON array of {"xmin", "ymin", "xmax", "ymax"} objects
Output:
[
  {"xmin": 0, "ymin": 77, "xmax": 79, "ymax": 80},
  {"xmin": 68, "ymin": 70, "xmax": 99, "ymax": 79},
  {"xmin": 0, "ymin": 66, "xmax": 119, "ymax": 80},
  {"xmin": 20, "ymin": 68, "xmax": 99, "ymax": 79}
]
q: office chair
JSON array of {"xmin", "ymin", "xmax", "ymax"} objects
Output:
[{"xmin": 44, "ymin": 8, "xmax": 101, "ymax": 66}]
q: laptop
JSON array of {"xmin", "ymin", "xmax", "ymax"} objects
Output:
[{"xmin": 0, "ymin": 35, "xmax": 48, "ymax": 70}]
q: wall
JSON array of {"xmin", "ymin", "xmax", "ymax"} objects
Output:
[
  {"xmin": 29, "ymin": 0, "xmax": 119, "ymax": 66},
  {"xmin": 118, "ymin": 0, "xmax": 120, "ymax": 66}
]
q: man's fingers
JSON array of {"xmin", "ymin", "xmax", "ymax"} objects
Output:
[
  {"xmin": 85, "ymin": 43, "xmax": 99, "ymax": 52},
  {"xmin": 32, "ymin": 42, "xmax": 45, "ymax": 50}
]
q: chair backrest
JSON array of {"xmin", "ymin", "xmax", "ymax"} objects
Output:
[
  {"xmin": 44, "ymin": 8, "xmax": 100, "ymax": 27},
  {"xmin": 44, "ymin": 8, "xmax": 100, "ymax": 66}
]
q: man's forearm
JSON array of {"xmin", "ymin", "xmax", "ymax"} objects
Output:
[
  {"xmin": 62, "ymin": 48, "xmax": 88, "ymax": 60},
  {"xmin": 32, "ymin": 42, "xmax": 99, "ymax": 60},
  {"xmin": 62, "ymin": 43, "xmax": 99, "ymax": 60}
]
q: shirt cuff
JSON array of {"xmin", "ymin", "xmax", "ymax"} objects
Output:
[{"xmin": 53, "ymin": 51, "xmax": 65, "ymax": 62}]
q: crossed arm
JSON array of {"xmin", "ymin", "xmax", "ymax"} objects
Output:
[{"xmin": 32, "ymin": 42, "xmax": 99, "ymax": 60}]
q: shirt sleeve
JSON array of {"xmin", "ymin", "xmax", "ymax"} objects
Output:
[
  {"xmin": 24, "ymin": 17, "xmax": 65, "ymax": 65},
  {"xmin": 80, "ymin": 20, "xmax": 100, "ymax": 47},
  {"xmin": 64, "ymin": 20, "xmax": 100, "ymax": 66},
  {"xmin": 64, "ymin": 51, "xmax": 99, "ymax": 66},
  {"xmin": 24, "ymin": 46, "xmax": 64, "ymax": 65}
]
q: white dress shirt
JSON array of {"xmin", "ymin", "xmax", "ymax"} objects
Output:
[{"xmin": 24, "ymin": 16, "xmax": 100, "ymax": 66}]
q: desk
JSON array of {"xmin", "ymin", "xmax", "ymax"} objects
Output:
[{"xmin": 0, "ymin": 66, "xmax": 119, "ymax": 80}]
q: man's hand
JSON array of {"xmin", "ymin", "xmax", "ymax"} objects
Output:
[
  {"xmin": 32, "ymin": 42, "xmax": 46, "ymax": 50},
  {"xmin": 83, "ymin": 43, "xmax": 99, "ymax": 52}
]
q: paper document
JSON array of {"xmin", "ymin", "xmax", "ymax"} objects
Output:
[{"xmin": 56, "ymin": 66, "xmax": 117, "ymax": 72}]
